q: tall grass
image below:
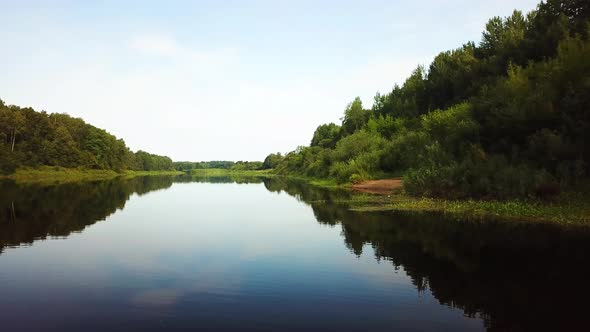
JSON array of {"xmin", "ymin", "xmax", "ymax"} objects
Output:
[{"xmin": 348, "ymin": 192, "xmax": 590, "ymax": 225}]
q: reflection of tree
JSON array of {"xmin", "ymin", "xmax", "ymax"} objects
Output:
[
  {"xmin": 262, "ymin": 177, "xmax": 590, "ymax": 331},
  {"xmin": 177, "ymin": 174, "xmax": 265, "ymax": 184},
  {"xmin": 0, "ymin": 176, "xmax": 174, "ymax": 253}
]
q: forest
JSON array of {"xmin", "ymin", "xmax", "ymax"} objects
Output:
[
  {"xmin": 0, "ymin": 100, "xmax": 173, "ymax": 174},
  {"xmin": 267, "ymin": 0, "xmax": 590, "ymax": 199},
  {"xmin": 173, "ymin": 160, "xmax": 265, "ymax": 171}
]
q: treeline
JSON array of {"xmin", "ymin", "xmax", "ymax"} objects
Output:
[
  {"xmin": 268, "ymin": 0, "xmax": 590, "ymax": 199},
  {"xmin": 0, "ymin": 100, "xmax": 173, "ymax": 174},
  {"xmin": 174, "ymin": 160, "xmax": 264, "ymax": 171},
  {"xmin": 174, "ymin": 161, "xmax": 234, "ymax": 170}
]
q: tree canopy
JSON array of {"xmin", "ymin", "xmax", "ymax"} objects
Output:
[{"xmin": 0, "ymin": 101, "xmax": 173, "ymax": 174}]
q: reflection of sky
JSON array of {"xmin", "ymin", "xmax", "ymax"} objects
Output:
[{"xmin": 0, "ymin": 182, "xmax": 483, "ymax": 331}]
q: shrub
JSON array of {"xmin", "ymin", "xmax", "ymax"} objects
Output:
[{"xmin": 405, "ymin": 155, "xmax": 561, "ymax": 199}]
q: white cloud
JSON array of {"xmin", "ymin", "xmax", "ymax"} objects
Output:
[
  {"xmin": 129, "ymin": 33, "xmax": 239, "ymax": 72},
  {"xmin": 130, "ymin": 33, "xmax": 183, "ymax": 57}
]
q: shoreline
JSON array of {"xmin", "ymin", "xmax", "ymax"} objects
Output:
[
  {"xmin": 0, "ymin": 167, "xmax": 184, "ymax": 184},
  {"xmin": 3, "ymin": 167, "xmax": 588, "ymax": 225},
  {"xmin": 277, "ymin": 174, "xmax": 590, "ymax": 226}
]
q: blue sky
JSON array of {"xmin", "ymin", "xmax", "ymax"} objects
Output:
[{"xmin": 0, "ymin": 0, "xmax": 540, "ymax": 161}]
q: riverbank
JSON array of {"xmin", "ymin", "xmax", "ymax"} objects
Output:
[
  {"xmin": 0, "ymin": 166, "xmax": 184, "ymax": 184},
  {"xmin": 187, "ymin": 170, "xmax": 590, "ymax": 225},
  {"xmin": 5, "ymin": 167, "xmax": 588, "ymax": 225},
  {"xmin": 351, "ymin": 178, "xmax": 403, "ymax": 194},
  {"xmin": 280, "ymin": 175, "xmax": 590, "ymax": 225}
]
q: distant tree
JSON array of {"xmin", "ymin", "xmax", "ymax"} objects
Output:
[{"xmin": 231, "ymin": 161, "xmax": 263, "ymax": 171}]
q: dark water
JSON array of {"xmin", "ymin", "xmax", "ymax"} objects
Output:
[{"xmin": 1, "ymin": 175, "xmax": 589, "ymax": 331}]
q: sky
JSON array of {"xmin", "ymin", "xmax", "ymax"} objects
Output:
[{"xmin": 0, "ymin": 0, "xmax": 540, "ymax": 161}]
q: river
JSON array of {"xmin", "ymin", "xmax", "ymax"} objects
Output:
[{"xmin": 0, "ymin": 175, "xmax": 588, "ymax": 331}]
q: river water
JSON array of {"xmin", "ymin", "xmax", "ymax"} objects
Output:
[{"xmin": 0, "ymin": 175, "xmax": 588, "ymax": 331}]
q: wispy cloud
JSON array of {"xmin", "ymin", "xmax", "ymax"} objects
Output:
[
  {"xmin": 130, "ymin": 33, "xmax": 183, "ymax": 57},
  {"xmin": 129, "ymin": 33, "xmax": 239, "ymax": 71}
]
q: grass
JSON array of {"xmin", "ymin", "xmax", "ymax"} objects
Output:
[
  {"xmin": 277, "ymin": 174, "xmax": 342, "ymax": 188},
  {"xmin": 2, "ymin": 166, "xmax": 184, "ymax": 184},
  {"xmin": 343, "ymin": 191, "xmax": 590, "ymax": 225}
]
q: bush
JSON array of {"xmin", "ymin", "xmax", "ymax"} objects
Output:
[{"xmin": 405, "ymin": 155, "xmax": 561, "ymax": 199}]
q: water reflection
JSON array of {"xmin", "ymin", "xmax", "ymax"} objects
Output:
[
  {"xmin": 1, "ymin": 174, "xmax": 589, "ymax": 330},
  {"xmin": 262, "ymin": 176, "xmax": 590, "ymax": 331},
  {"xmin": 0, "ymin": 176, "xmax": 174, "ymax": 253}
]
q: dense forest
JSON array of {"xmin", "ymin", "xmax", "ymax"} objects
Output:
[
  {"xmin": 268, "ymin": 0, "xmax": 590, "ymax": 199},
  {"xmin": 0, "ymin": 100, "xmax": 173, "ymax": 174}
]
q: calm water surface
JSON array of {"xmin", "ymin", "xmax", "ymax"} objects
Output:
[{"xmin": 1, "ymin": 176, "xmax": 589, "ymax": 331}]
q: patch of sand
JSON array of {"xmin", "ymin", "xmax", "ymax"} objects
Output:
[{"xmin": 352, "ymin": 179, "xmax": 403, "ymax": 195}]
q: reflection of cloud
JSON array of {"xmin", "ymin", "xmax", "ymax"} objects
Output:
[
  {"xmin": 131, "ymin": 288, "xmax": 182, "ymax": 306},
  {"xmin": 184, "ymin": 259, "xmax": 245, "ymax": 295}
]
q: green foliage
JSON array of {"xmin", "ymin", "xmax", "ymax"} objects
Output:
[
  {"xmin": 426, "ymin": 43, "xmax": 479, "ymax": 109},
  {"xmin": 273, "ymin": 0, "xmax": 590, "ymax": 200},
  {"xmin": 134, "ymin": 151, "xmax": 173, "ymax": 171},
  {"xmin": 189, "ymin": 168, "xmax": 271, "ymax": 177},
  {"xmin": 421, "ymin": 103, "xmax": 479, "ymax": 155},
  {"xmin": 175, "ymin": 160, "xmax": 264, "ymax": 172},
  {"xmin": 403, "ymin": 157, "xmax": 556, "ymax": 199},
  {"xmin": 328, "ymin": 131, "xmax": 385, "ymax": 183},
  {"xmin": 373, "ymin": 66, "xmax": 429, "ymax": 118},
  {"xmin": 341, "ymin": 97, "xmax": 369, "ymax": 136},
  {"xmin": 0, "ymin": 101, "xmax": 173, "ymax": 174},
  {"xmin": 231, "ymin": 161, "xmax": 263, "ymax": 171},
  {"xmin": 173, "ymin": 161, "xmax": 236, "ymax": 171},
  {"xmin": 310, "ymin": 123, "xmax": 341, "ymax": 148},
  {"xmin": 262, "ymin": 153, "xmax": 283, "ymax": 169},
  {"xmin": 366, "ymin": 115, "xmax": 406, "ymax": 139}
]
